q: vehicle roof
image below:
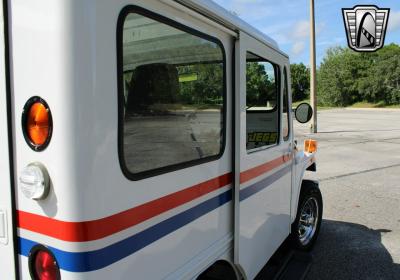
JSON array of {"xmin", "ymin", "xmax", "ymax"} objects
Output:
[{"xmin": 174, "ymin": 0, "xmax": 288, "ymax": 58}]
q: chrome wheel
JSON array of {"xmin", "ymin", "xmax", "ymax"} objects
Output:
[{"xmin": 298, "ymin": 196, "xmax": 319, "ymax": 246}]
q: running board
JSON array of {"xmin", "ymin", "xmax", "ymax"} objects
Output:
[
  {"xmin": 274, "ymin": 251, "xmax": 312, "ymax": 280},
  {"xmin": 255, "ymin": 241, "xmax": 313, "ymax": 280}
]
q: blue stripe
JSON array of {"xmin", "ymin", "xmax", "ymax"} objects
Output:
[
  {"xmin": 19, "ymin": 189, "xmax": 232, "ymax": 272},
  {"xmin": 239, "ymin": 165, "xmax": 291, "ymax": 201},
  {"xmin": 18, "ymin": 165, "xmax": 290, "ymax": 273}
]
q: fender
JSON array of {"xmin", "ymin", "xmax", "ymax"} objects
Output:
[{"xmin": 291, "ymin": 150, "xmax": 317, "ymax": 223}]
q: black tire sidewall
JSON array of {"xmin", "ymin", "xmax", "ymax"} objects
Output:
[{"xmin": 291, "ymin": 182, "xmax": 323, "ymax": 251}]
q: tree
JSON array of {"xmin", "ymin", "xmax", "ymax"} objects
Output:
[
  {"xmin": 290, "ymin": 63, "xmax": 310, "ymax": 102},
  {"xmin": 367, "ymin": 44, "xmax": 400, "ymax": 104},
  {"xmin": 318, "ymin": 47, "xmax": 367, "ymax": 106},
  {"xmin": 178, "ymin": 63, "xmax": 223, "ymax": 105},
  {"xmin": 246, "ymin": 62, "xmax": 275, "ymax": 106},
  {"xmin": 317, "ymin": 44, "xmax": 400, "ymax": 106}
]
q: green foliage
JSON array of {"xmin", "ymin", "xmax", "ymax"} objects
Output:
[
  {"xmin": 178, "ymin": 61, "xmax": 276, "ymax": 108},
  {"xmin": 290, "ymin": 63, "xmax": 310, "ymax": 102},
  {"xmin": 317, "ymin": 44, "xmax": 400, "ymax": 106},
  {"xmin": 178, "ymin": 63, "xmax": 223, "ymax": 105},
  {"xmin": 129, "ymin": 43, "xmax": 400, "ymax": 110},
  {"xmin": 246, "ymin": 62, "xmax": 276, "ymax": 107},
  {"xmin": 178, "ymin": 61, "xmax": 277, "ymax": 108}
]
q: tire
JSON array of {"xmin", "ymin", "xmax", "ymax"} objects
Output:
[{"xmin": 291, "ymin": 180, "xmax": 323, "ymax": 251}]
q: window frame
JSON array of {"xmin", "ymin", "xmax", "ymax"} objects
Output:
[
  {"xmin": 245, "ymin": 51, "xmax": 281, "ymax": 153},
  {"xmin": 116, "ymin": 5, "xmax": 227, "ymax": 181},
  {"xmin": 282, "ymin": 66, "xmax": 291, "ymax": 141}
]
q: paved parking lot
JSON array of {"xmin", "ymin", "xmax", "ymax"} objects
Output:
[{"xmin": 294, "ymin": 109, "xmax": 400, "ymax": 280}]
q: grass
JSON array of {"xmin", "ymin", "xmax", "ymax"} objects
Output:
[
  {"xmin": 350, "ymin": 102, "xmax": 400, "ymax": 108},
  {"xmin": 350, "ymin": 101, "xmax": 386, "ymax": 108},
  {"xmin": 150, "ymin": 103, "xmax": 222, "ymax": 111},
  {"xmin": 385, "ymin": 104, "xmax": 400, "ymax": 108},
  {"xmin": 292, "ymin": 99, "xmax": 335, "ymax": 110},
  {"xmin": 293, "ymin": 100, "xmax": 400, "ymax": 109},
  {"xmin": 292, "ymin": 100, "xmax": 309, "ymax": 107},
  {"xmin": 149, "ymin": 101, "xmax": 400, "ymax": 112}
]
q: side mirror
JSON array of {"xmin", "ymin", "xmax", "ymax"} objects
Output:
[{"xmin": 295, "ymin": 103, "xmax": 313, "ymax": 123}]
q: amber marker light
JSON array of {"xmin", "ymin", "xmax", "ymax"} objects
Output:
[
  {"xmin": 22, "ymin": 97, "xmax": 53, "ymax": 151},
  {"xmin": 304, "ymin": 139, "xmax": 317, "ymax": 153}
]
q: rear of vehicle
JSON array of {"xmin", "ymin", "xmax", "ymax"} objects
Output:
[
  {"xmin": 0, "ymin": 1, "xmax": 321, "ymax": 279},
  {"xmin": 0, "ymin": 0, "xmax": 18, "ymax": 278},
  {"xmin": 8, "ymin": 1, "xmax": 233, "ymax": 279}
]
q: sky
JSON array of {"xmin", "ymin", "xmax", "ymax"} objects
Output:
[{"xmin": 212, "ymin": 0, "xmax": 400, "ymax": 65}]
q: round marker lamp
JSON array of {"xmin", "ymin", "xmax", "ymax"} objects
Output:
[
  {"xmin": 29, "ymin": 245, "xmax": 60, "ymax": 280},
  {"xmin": 22, "ymin": 97, "xmax": 53, "ymax": 151},
  {"xmin": 19, "ymin": 163, "xmax": 50, "ymax": 200}
]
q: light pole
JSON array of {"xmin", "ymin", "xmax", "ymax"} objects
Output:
[{"xmin": 310, "ymin": 0, "xmax": 317, "ymax": 133}]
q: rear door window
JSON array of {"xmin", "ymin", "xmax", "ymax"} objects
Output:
[{"xmin": 118, "ymin": 8, "xmax": 226, "ymax": 179}]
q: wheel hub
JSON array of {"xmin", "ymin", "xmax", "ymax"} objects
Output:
[{"xmin": 298, "ymin": 196, "xmax": 319, "ymax": 246}]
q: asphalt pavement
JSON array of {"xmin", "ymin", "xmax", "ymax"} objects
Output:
[{"xmin": 294, "ymin": 108, "xmax": 400, "ymax": 280}]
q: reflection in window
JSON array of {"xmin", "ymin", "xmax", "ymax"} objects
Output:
[
  {"xmin": 283, "ymin": 67, "xmax": 290, "ymax": 141},
  {"xmin": 246, "ymin": 52, "xmax": 280, "ymax": 150},
  {"xmin": 120, "ymin": 12, "xmax": 225, "ymax": 176}
]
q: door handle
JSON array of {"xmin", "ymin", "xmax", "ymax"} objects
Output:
[
  {"xmin": 0, "ymin": 208, "xmax": 8, "ymax": 245},
  {"xmin": 283, "ymin": 143, "xmax": 293, "ymax": 161}
]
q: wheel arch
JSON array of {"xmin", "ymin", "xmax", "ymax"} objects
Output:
[
  {"xmin": 290, "ymin": 179, "xmax": 323, "ymax": 250},
  {"xmin": 291, "ymin": 150, "xmax": 317, "ymax": 223},
  {"xmin": 291, "ymin": 178, "xmax": 320, "ymax": 226}
]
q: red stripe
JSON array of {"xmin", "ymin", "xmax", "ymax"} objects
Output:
[
  {"xmin": 17, "ymin": 173, "xmax": 232, "ymax": 242},
  {"xmin": 18, "ymin": 156, "xmax": 290, "ymax": 242},
  {"xmin": 240, "ymin": 155, "xmax": 289, "ymax": 184}
]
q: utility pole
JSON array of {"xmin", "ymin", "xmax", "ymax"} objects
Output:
[{"xmin": 310, "ymin": 0, "xmax": 317, "ymax": 133}]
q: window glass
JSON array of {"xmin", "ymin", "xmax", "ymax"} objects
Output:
[
  {"xmin": 246, "ymin": 52, "xmax": 279, "ymax": 150},
  {"xmin": 283, "ymin": 67, "xmax": 290, "ymax": 141},
  {"xmin": 120, "ymin": 12, "xmax": 225, "ymax": 176}
]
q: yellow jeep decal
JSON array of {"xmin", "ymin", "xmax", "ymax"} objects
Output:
[{"xmin": 247, "ymin": 132, "xmax": 278, "ymax": 145}]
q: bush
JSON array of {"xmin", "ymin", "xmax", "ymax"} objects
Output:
[
  {"xmin": 290, "ymin": 63, "xmax": 310, "ymax": 102},
  {"xmin": 317, "ymin": 44, "xmax": 400, "ymax": 106}
]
